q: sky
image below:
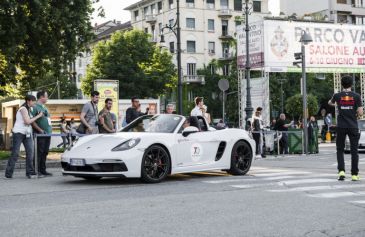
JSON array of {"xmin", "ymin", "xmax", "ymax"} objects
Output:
[{"xmin": 92, "ymin": 0, "xmax": 280, "ymax": 25}]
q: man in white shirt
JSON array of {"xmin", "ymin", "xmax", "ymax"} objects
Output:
[{"xmin": 190, "ymin": 97, "xmax": 204, "ymax": 116}]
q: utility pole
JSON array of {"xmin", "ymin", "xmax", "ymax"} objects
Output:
[{"xmin": 57, "ymin": 79, "xmax": 61, "ymax": 99}]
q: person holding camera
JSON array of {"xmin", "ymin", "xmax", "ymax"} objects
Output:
[
  {"xmin": 79, "ymin": 91, "xmax": 100, "ymax": 134},
  {"xmin": 5, "ymin": 95, "xmax": 44, "ymax": 179},
  {"xmin": 31, "ymin": 91, "xmax": 53, "ymax": 176}
]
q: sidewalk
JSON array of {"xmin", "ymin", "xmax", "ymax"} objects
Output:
[{"xmin": 0, "ymin": 152, "xmax": 61, "ymax": 171}]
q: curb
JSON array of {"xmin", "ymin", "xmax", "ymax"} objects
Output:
[{"xmin": 0, "ymin": 160, "xmax": 61, "ymax": 171}]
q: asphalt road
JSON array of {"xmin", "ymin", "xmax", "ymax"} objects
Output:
[{"xmin": 1, "ymin": 144, "xmax": 365, "ymax": 237}]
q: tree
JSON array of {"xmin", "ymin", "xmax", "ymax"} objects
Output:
[
  {"xmin": 0, "ymin": 0, "xmax": 98, "ymax": 97},
  {"xmin": 82, "ymin": 29, "xmax": 176, "ymax": 98},
  {"xmin": 285, "ymin": 94, "xmax": 318, "ymax": 120}
]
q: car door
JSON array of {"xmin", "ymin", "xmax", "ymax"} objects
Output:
[{"xmin": 175, "ymin": 131, "xmax": 221, "ymax": 168}]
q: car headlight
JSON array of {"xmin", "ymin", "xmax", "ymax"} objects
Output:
[{"xmin": 111, "ymin": 138, "xmax": 141, "ymax": 151}]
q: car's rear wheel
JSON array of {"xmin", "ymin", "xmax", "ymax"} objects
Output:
[
  {"xmin": 228, "ymin": 141, "xmax": 252, "ymax": 175},
  {"xmin": 80, "ymin": 176, "xmax": 102, "ymax": 181},
  {"xmin": 141, "ymin": 145, "xmax": 171, "ymax": 183}
]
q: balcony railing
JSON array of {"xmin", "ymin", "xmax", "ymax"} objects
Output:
[
  {"xmin": 218, "ymin": 9, "xmax": 232, "ymax": 17},
  {"xmin": 219, "ymin": 52, "xmax": 234, "ymax": 60},
  {"xmin": 183, "ymin": 75, "xmax": 205, "ymax": 84},
  {"xmin": 145, "ymin": 15, "xmax": 157, "ymax": 23}
]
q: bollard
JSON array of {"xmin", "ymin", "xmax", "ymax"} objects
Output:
[
  {"xmin": 34, "ymin": 134, "xmax": 38, "ymax": 179},
  {"xmin": 325, "ymin": 131, "xmax": 331, "ymax": 143},
  {"xmin": 276, "ymin": 130, "xmax": 280, "ymax": 157}
]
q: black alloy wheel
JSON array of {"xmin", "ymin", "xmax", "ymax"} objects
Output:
[
  {"xmin": 141, "ymin": 145, "xmax": 171, "ymax": 183},
  {"xmin": 228, "ymin": 141, "xmax": 253, "ymax": 175}
]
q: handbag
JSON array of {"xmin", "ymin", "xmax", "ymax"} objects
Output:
[{"xmin": 76, "ymin": 122, "xmax": 86, "ymax": 134}]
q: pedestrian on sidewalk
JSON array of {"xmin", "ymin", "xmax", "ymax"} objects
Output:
[
  {"xmin": 98, "ymin": 98, "xmax": 116, "ymax": 134},
  {"xmin": 308, "ymin": 116, "xmax": 318, "ymax": 154},
  {"xmin": 57, "ymin": 118, "xmax": 70, "ymax": 148},
  {"xmin": 31, "ymin": 91, "xmax": 53, "ymax": 176},
  {"xmin": 329, "ymin": 75, "xmax": 363, "ymax": 181},
  {"xmin": 125, "ymin": 97, "xmax": 148, "ymax": 124},
  {"xmin": 5, "ymin": 95, "xmax": 44, "ymax": 179},
  {"xmin": 79, "ymin": 91, "xmax": 100, "ymax": 134}
]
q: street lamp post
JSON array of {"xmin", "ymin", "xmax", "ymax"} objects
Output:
[
  {"xmin": 243, "ymin": 0, "xmax": 253, "ymax": 130},
  {"xmin": 296, "ymin": 31, "xmax": 313, "ymax": 154},
  {"xmin": 278, "ymin": 79, "xmax": 287, "ymax": 113},
  {"xmin": 160, "ymin": 0, "xmax": 182, "ymax": 115}
]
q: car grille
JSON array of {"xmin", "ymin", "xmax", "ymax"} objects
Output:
[{"xmin": 62, "ymin": 162, "xmax": 128, "ymax": 172}]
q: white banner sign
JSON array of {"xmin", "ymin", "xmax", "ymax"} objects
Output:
[
  {"xmin": 241, "ymin": 77, "xmax": 270, "ymax": 126},
  {"xmin": 237, "ymin": 21, "xmax": 264, "ymax": 69},
  {"xmin": 263, "ymin": 20, "xmax": 365, "ymax": 73}
]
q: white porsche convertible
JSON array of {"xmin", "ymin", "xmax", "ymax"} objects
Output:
[{"xmin": 62, "ymin": 114, "xmax": 255, "ymax": 183}]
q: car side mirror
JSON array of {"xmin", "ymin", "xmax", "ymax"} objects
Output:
[{"xmin": 182, "ymin": 126, "xmax": 199, "ymax": 137}]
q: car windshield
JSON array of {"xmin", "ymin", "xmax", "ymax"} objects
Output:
[
  {"xmin": 358, "ymin": 120, "xmax": 365, "ymax": 130},
  {"xmin": 121, "ymin": 115, "xmax": 183, "ymax": 133}
]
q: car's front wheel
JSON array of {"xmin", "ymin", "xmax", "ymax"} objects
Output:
[
  {"xmin": 141, "ymin": 145, "xmax": 171, "ymax": 183},
  {"xmin": 228, "ymin": 141, "xmax": 252, "ymax": 175}
]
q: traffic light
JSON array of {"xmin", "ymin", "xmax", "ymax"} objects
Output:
[{"xmin": 294, "ymin": 52, "xmax": 302, "ymax": 60}]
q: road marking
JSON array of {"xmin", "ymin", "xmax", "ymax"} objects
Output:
[
  {"xmin": 308, "ymin": 191, "xmax": 365, "ymax": 198},
  {"xmin": 268, "ymin": 184, "xmax": 365, "ymax": 192},
  {"xmin": 254, "ymin": 171, "xmax": 312, "ymax": 177},
  {"xmin": 278, "ymin": 178, "xmax": 336, "ymax": 186},
  {"xmin": 230, "ymin": 182, "xmax": 277, "ymax": 189},
  {"xmin": 248, "ymin": 169, "xmax": 290, "ymax": 174},
  {"xmin": 350, "ymin": 200, "xmax": 365, "ymax": 204}
]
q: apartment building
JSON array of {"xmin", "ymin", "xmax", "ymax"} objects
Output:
[
  {"xmin": 280, "ymin": 0, "xmax": 365, "ymax": 24},
  {"xmin": 125, "ymin": 0, "xmax": 270, "ymax": 85},
  {"xmin": 73, "ymin": 20, "xmax": 132, "ymax": 98}
]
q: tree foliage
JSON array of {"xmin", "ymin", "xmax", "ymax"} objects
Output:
[
  {"xmin": 285, "ymin": 93, "xmax": 318, "ymax": 119},
  {"xmin": 0, "ymin": 0, "xmax": 98, "ymax": 97},
  {"xmin": 82, "ymin": 29, "xmax": 176, "ymax": 98}
]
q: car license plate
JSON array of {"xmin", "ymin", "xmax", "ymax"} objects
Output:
[{"xmin": 70, "ymin": 159, "xmax": 85, "ymax": 166}]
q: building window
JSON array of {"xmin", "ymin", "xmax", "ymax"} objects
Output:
[
  {"xmin": 209, "ymin": 64, "xmax": 216, "ymax": 74},
  {"xmin": 169, "ymin": 0, "xmax": 174, "ymax": 9},
  {"xmin": 337, "ymin": 0, "xmax": 347, "ymax": 4},
  {"xmin": 253, "ymin": 1, "xmax": 261, "ymax": 12},
  {"xmin": 187, "ymin": 63, "xmax": 196, "ymax": 75},
  {"xmin": 169, "ymin": 42, "xmax": 175, "ymax": 53},
  {"xmin": 207, "ymin": 0, "xmax": 215, "ymax": 9},
  {"xmin": 186, "ymin": 18, "xmax": 195, "ymax": 29},
  {"xmin": 222, "ymin": 42, "xmax": 229, "ymax": 57},
  {"xmin": 151, "ymin": 4, "xmax": 156, "ymax": 14},
  {"xmin": 151, "ymin": 25, "xmax": 156, "ymax": 41},
  {"xmin": 187, "ymin": 41, "xmax": 196, "ymax": 53},
  {"xmin": 158, "ymin": 22, "xmax": 162, "ymax": 33},
  {"xmin": 220, "ymin": 0, "xmax": 229, "ymax": 9},
  {"xmin": 145, "ymin": 27, "xmax": 148, "ymax": 33},
  {"xmin": 144, "ymin": 6, "xmax": 149, "ymax": 18},
  {"xmin": 222, "ymin": 20, "xmax": 228, "ymax": 36},
  {"xmin": 186, "ymin": 0, "xmax": 195, "ymax": 8},
  {"xmin": 337, "ymin": 14, "xmax": 347, "ymax": 23},
  {"xmin": 208, "ymin": 19, "xmax": 215, "ymax": 31},
  {"xmin": 223, "ymin": 64, "xmax": 229, "ymax": 76},
  {"xmin": 134, "ymin": 10, "xmax": 139, "ymax": 21},
  {"xmin": 158, "ymin": 1, "xmax": 162, "ymax": 13},
  {"xmin": 208, "ymin": 41, "xmax": 215, "ymax": 54},
  {"xmin": 234, "ymin": 0, "xmax": 242, "ymax": 11}
]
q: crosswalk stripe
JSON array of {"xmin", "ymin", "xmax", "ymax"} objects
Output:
[
  {"xmin": 268, "ymin": 184, "xmax": 365, "ymax": 192},
  {"xmin": 230, "ymin": 182, "xmax": 277, "ymax": 189},
  {"xmin": 278, "ymin": 178, "xmax": 336, "ymax": 186},
  {"xmin": 350, "ymin": 200, "xmax": 365, "ymax": 204},
  {"xmin": 308, "ymin": 191, "xmax": 365, "ymax": 198},
  {"xmin": 254, "ymin": 171, "xmax": 312, "ymax": 177}
]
